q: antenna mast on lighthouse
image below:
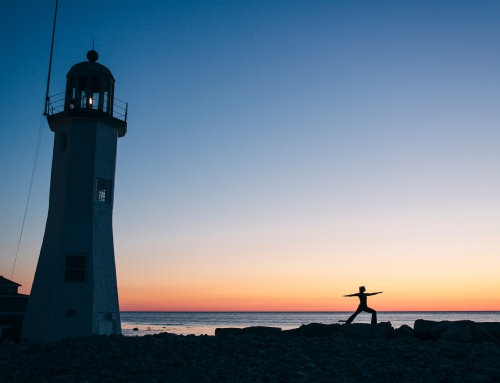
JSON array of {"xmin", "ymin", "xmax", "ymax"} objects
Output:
[{"xmin": 43, "ymin": 0, "xmax": 59, "ymax": 116}]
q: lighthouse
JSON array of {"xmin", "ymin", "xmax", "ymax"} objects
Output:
[{"xmin": 21, "ymin": 50, "xmax": 127, "ymax": 342}]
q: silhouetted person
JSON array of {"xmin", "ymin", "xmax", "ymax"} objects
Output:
[{"xmin": 343, "ymin": 286, "xmax": 383, "ymax": 324}]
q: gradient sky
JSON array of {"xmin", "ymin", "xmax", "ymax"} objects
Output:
[{"xmin": 1, "ymin": 1, "xmax": 499, "ymax": 311}]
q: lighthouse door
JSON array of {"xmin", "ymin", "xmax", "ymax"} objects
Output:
[{"xmin": 98, "ymin": 312, "xmax": 116, "ymax": 335}]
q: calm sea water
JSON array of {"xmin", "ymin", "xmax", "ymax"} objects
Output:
[{"xmin": 120, "ymin": 312, "xmax": 500, "ymax": 337}]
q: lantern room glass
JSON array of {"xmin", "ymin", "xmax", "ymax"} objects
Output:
[{"xmin": 65, "ymin": 75, "xmax": 113, "ymax": 114}]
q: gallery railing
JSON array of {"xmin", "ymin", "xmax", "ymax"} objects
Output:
[{"xmin": 46, "ymin": 91, "xmax": 128, "ymax": 122}]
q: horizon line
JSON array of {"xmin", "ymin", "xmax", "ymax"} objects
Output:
[{"xmin": 120, "ymin": 310, "xmax": 500, "ymax": 313}]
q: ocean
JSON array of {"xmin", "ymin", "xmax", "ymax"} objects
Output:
[{"xmin": 120, "ymin": 311, "xmax": 500, "ymax": 337}]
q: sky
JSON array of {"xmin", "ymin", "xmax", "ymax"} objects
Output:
[{"xmin": 0, "ymin": 0, "xmax": 499, "ymax": 311}]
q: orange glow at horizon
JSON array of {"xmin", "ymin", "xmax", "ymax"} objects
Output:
[
  {"xmin": 108, "ymin": 203, "xmax": 500, "ymax": 313},
  {"xmin": 12, "ymin": 206, "xmax": 500, "ymax": 313},
  {"xmin": 117, "ymin": 264, "xmax": 500, "ymax": 312},
  {"xmin": 118, "ymin": 290, "xmax": 500, "ymax": 312}
]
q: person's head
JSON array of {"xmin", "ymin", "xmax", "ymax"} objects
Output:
[{"xmin": 359, "ymin": 286, "xmax": 366, "ymax": 293}]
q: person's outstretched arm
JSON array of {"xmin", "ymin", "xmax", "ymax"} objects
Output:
[
  {"xmin": 343, "ymin": 293, "xmax": 358, "ymax": 297},
  {"xmin": 366, "ymin": 291, "xmax": 383, "ymax": 296}
]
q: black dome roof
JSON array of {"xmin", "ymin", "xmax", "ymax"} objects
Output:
[{"xmin": 66, "ymin": 51, "xmax": 115, "ymax": 82}]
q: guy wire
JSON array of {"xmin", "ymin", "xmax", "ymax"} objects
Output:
[{"xmin": 11, "ymin": 115, "xmax": 45, "ymax": 279}]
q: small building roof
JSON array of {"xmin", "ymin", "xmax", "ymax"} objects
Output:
[{"xmin": 0, "ymin": 276, "xmax": 21, "ymax": 287}]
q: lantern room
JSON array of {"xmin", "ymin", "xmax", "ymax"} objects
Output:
[
  {"xmin": 46, "ymin": 50, "xmax": 127, "ymax": 137},
  {"xmin": 65, "ymin": 50, "xmax": 115, "ymax": 114}
]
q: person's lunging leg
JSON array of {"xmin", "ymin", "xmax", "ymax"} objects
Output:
[
  {"xmin": 364, "ymin": 307, "xmax": 377, "ymax": 324},
  {"xmin": 345, "ymin": 307, "xmax": 363, "ymax": 324}
]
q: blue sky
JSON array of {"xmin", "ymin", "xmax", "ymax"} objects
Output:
[{"xmin": 1, "ymin": 1, "xmax": 499, "ymax": 309}]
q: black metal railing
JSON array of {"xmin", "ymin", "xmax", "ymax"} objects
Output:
[
  {"xmin": 46, "ymin": 91, "xmax": 128, "ymax": 122},
  {"xmin": 45, "ymin": 91, "xmax": 65, "ymax": 114},
  {"xmin": 113, "ymin": 97, "xmax": 128, "ymax": 121}
]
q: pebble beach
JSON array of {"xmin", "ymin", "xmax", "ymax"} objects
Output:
[{"xmin": 2, "ymin": 321, "xmax": 500, "ymax": 383}]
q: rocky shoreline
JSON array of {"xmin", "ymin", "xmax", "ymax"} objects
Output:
[{"xmin": 1, "ymin": 320, "xmax": 499, "ymax": 383}]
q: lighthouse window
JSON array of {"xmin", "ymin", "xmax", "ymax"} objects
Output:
[
  {"xmin": 79, "ymin": 75, "xmax": 88, "ymax": 108},
  {"xmin": 69, "ymin": 77, "xmax": 76, "ymax": 98},
  {"xmin": 65, "ymin": 309, "xmax": 77, "ymax": 317},
  {"xmin": 96, "ymin": 178, "xmax": 112, "ymax": 203},
  {"xmin": 59, "ymin": 132, "xmax": 68, "ymax": 152},
  {"xmin": 91, "ymin": 76, "xmax": 100, "ymax": 110},
  {"xmin": 67, "ymin": 77, "xmax": 77, "ymax": 110},
  {"xmin": 103, "ymin": 80, "xmax": 110, "ymax": 113},
  {"xmin": 64, "ymin": 254, "xmax": 86, "ymax": 282}
]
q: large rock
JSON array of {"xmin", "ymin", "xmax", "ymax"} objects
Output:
[
  {"xmin": 215, "ymin": 326, "xmax": 281, "ymax": 338},
  {"xmin": 471, "ymin": 329, "xmax": 499, "ymax": 344},
  {"xmin": 216, "ymin": 320, "xmax": 500, "ymax": 344},
  {"xmin": 392, "ymin": 324, "xmax": 414, "ymax": 339},
  {"xmin": 469, "ymin": 322, "xmax": 500, "ymax": 340},
  {"xmin": 340, "ymin": 322, "xmax": 393, "ymax": 340},
  {"xmin": 429, "ymin": 321, "xmax": 454, "ymax": 340},
  {"xmin": 414, "ymin": 320, "xmax": 439, "ymax": 341},
  {"xmin": 214, "ymin": 328, "xmax": 241, "ymax": 338},
  {"xmin": 281, "ymin": 328, "xmax": 301, "ymax": 337},
  {"xmin": 413, "ymin": 320, "xmax": 499, "ymax": 343},
  {"xmin": 375, "ymin": 322, "xmax": 394, "ymax": 339},
  {"xmin": 238, "ymin": 326, "xmax": 281, "ymax": 337},
  {"xmin": 440, "ymin": 322, "xmax": 472, "ymax": 343},
  {"xmin": 295, "ymin": 323, "xmax": 341, "ymax": 338}
]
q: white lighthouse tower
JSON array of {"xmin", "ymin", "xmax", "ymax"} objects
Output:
[{"xmin": 21, "ymin": 50, "xmax": 127, "ymax": 342}]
